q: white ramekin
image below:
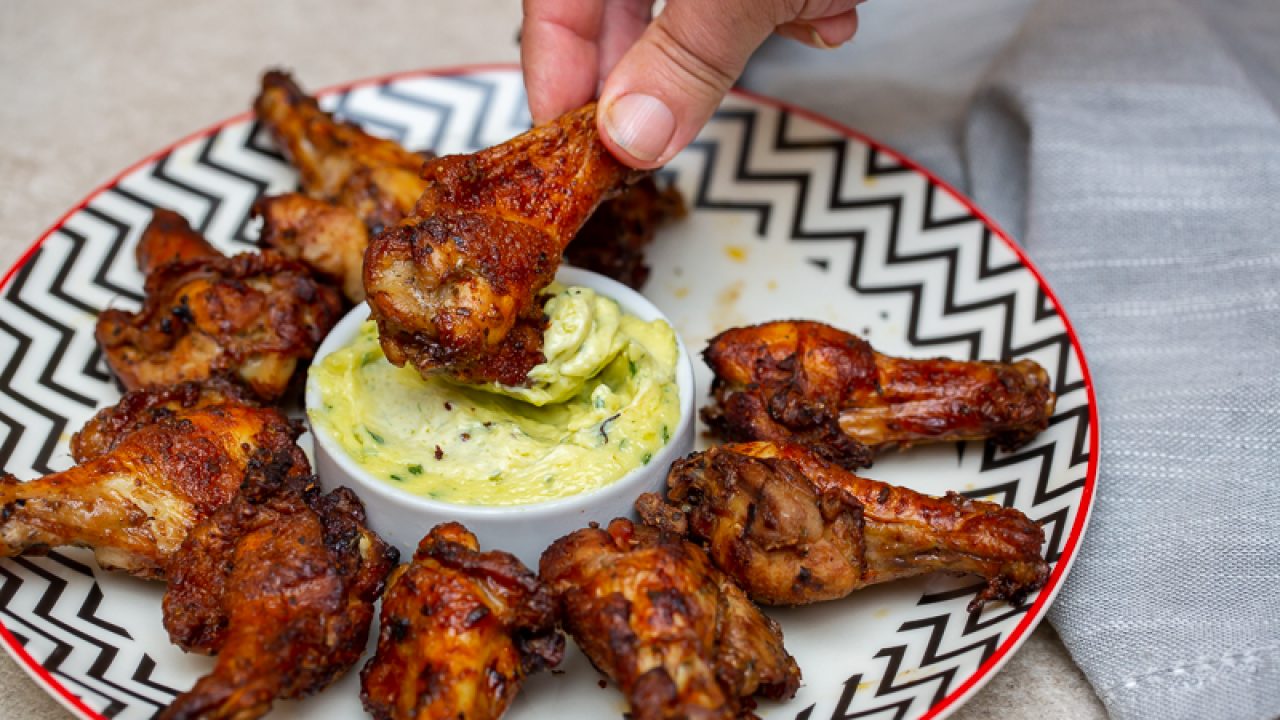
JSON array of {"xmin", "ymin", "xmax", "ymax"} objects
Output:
[{"xmin": 306, "ymin": 266, "xmax": 696, "ymax": 567}]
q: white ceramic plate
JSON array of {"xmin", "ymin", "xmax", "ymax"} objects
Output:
[{"xmin": 0, "ymin": 66, "xmax": 1098, "ymax": 720}]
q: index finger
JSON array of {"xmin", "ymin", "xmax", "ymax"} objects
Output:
[{"xmin": 521, "ymin": 0, "xmax": 606, "ymax": 124}]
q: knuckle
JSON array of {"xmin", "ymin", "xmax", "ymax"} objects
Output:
[{"xmin": 649, "ymin": 17, "xmax": 740, "ymax": 94}]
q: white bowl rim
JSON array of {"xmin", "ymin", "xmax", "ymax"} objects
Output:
[{"xmin": 305, "ymin": 266, "xmax": 697, "ymax": 518}]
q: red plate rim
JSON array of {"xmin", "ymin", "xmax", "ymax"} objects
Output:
[{"xmin": 0, "ymin": 62, "xmax": 1100, "ymax": 720}]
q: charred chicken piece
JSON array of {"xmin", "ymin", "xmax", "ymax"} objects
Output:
[
  {"xmin": 69, "ymin": 376, "xmax": 257, "ymax": 462},
  {"xmin": 637, "ymin": 442, "xmax": 1049, "ymax": 611},
  {"xmin": 0, "ymin": 398, "xmax": 306, "ymax": 580},
  {"xmin": 135, "ymin": 207, "xmax": 222, "ymax": 276},
  {"xmin": 360, "ymin": 523, "xmax": 563, "ymax": 720},
  {"xmin": 565, "ymin": 176, "xmax": 685, "ymax": 289},
  {"xmin": 540, "ymin": 518, "xmax": 800, "ymax": 720},
  {"xmin": 254, "ymin": 193, "xmax": 370, "ymax": 302},
  {"xmin": 364, "ymin": 102, "xmax": 639, "ymax": 386},
  {"xmin": 253, "ymin": 71, "xmax": 434, "ymax": 302},
  {"xmin": 95, "ymin": 210, "xmax": 343, "ymax": 400},
  {"xmin": 161, "ymin": 451, "xmax": 397, "ymax": 720},
  {"xmin": 702, "ymin": 321, "xmax": 1056, "ymax": 468},
  {"xmin": 254, "ymin": 70, "xmax": 429, "ymax": 232}
]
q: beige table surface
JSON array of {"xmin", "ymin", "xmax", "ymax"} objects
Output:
[{"xmin": 0, "ymin": 2, "xmax": 1106, "ymax": 718}]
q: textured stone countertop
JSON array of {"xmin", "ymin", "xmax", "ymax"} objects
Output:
[{"xmin": 0, "ymin": 2, "xmax": 1106, "ymax": 718}]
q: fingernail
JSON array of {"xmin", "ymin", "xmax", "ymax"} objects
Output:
[
  {"xmin": 602, "ymin": 93, "xmax": 676, "ymax": 163},
  {"xmin": 809, "ymin": 27, "xmax": 835, "ymax": 50}
]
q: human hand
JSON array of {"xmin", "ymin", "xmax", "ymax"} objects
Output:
[{"xmin": 521, "ymin": 0, "xmax": 864, "ymax": 169}]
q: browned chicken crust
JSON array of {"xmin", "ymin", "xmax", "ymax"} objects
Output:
[
  {"xmin": 160, "ymin": 449, "xmax": 397, "ymax": 720},
  {"xmin": 0, "ymin": 396, "xmax": 306, "ymax": 580},
  {"xmin": 360, "ymin": 523, "xmax": 563, "ymax": 720},
  {"xmin": 253, "ymin": 70, "xmax": 433, "ymax": 302},
  {"xmin": 702, "ymin": 321, "xmax": 1056, "ymax": 468},
  {"xmin": 255, "ymin": 70, "xmax": 428, "ymax": 232},
  {"xmin": 638, "ymin": 442, "xmax": 1049, "ymax": 612},
  {"xmin": 254, "ymin": 192, "xmax": 371, "ymax": 302},
  {"xmin": 69, "ymin": 376, "xmax": 257, "ymax": 462},
  {"xmin": 565, "ymin": 176, "xmax": 686, "ymax": 289},
  {"xmin": 364, "ymin": 102, "xmax": 639, "ymax": 386},
  {"xmin": 540, "ymin": 518, "xmax": 800, "ymax": 720},
  {"xmin": 135, "ymin": 207, "xmax": 221, "ymax": 276},
  {"xmin": 96, "ymin": 210, "xmax": 343, "ymax": 400}
]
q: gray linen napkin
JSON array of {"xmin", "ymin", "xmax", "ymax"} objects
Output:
[{"xmin": 744, "ymin": 1, "xmax": 1280, "ymax": 718}]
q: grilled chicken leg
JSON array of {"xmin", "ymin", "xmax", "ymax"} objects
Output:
[
  {"xmin": 252, "ymin": 70, "xmax": 433, "ymax": 302},
  {"xmin": 702, "ymin": 321, "xmax": 1056, "ymax": 468},
  {"xmin": 161, "ymin": 450, "xmax": 397, "ymax": 720},
  {"xmin": 0, "ymin": 385, "xmax": 306, "ymax": 579},
  {"xmin": 96, "ymin": 209, "xmax": 343, "ymax": 400},
  {"xmin": 254, "ymin": 69, "xmax": 429, "ymax": 230},
  {"xmin": 360, "ymin": 523, "xmax": 563, "ymax": 720},
  {"xmin": 364, "ymin": 102, "xmax": 639, "ymax": 386},
  {"xmin": 540, "ymin": 518, "xmax": 800, "ymax": 720},
  {"xmin": 637, "ymin": 442, "xmax": 1050, "ymax": 611}
]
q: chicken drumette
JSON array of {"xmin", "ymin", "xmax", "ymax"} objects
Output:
[
  {"xmin": 254, "ymin": 191, "xmax": 373, "ymax": 302},
  {"xmin": 252, "ymin": 70, "xmax": 433, "ymax": 302},
  {"xmin": 96, "ymin": 209, "xmax": 343, "ymax": 400},
  {"xmin": 161, "ymin": 450, "xmax": 397, "ymax": 720},
  {"xmin": 255, "ymin": 69, "xmax": 430, "ymax": 232},
  {"xmin": 702, "ymin": 321, "xmax": 1056, "ymax": 468},
  {"xmin": 637, "ymin": 442, "xmax": 1050, "ymax": 611},
  {"xmin": 360, "ymin": 523, "xmax": 563, "ymax": 720},
  {"xmin": 364, "ymin": 102, "xmax": 638, "ymax": 386},
  {"xmin": 540, "ymin": 518, "xmax": 800, "ymax": 720},
  {"xmin": 0, "ymin": 382, "xmax": 306, "ymax": 579},
  {"xmin": 69, "ymin": 375, "xmax": 258, "ymax": 461}
]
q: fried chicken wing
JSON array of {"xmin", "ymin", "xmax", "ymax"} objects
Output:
[
  {"xmin": 135, "ymin": 207, "xmax": 222, "ymax": 276},
  {"xmin": 540, "ymin": 518, "xmax": 800, "ymax": 720},
  {"xmin": 637, "ymin": 442, "xmax": 1049, "ymax": 611},
  {"xmin": 253, "ymin": 70, "xmax": 434, "ymax": 302},
  {"xmin": 69, "ymin": 376, "xmax": 257, "ymax": 462},
  {"xmin": 254, "ymin": 193, "xmax": 370, "ymax": 301},
  {"xmin": 161, "ymin": 451, "xmax": 397, "ymax": 720},
  {"xmin": 360, "ymin": 523, "xmax": 563, "ymax": 720},
  {"xmin": 702, "ymin": 321, "xmax": 1056, "ymax": 468},
  {"xmin": 255, "ymin": 70, "xmax": 429, "ymax": 231},
  {"xmin": 96, "ymin": 210, "xmax": 343, "ymax": 400},
  {"xmin": 565, "ymin": 176, "xmax": 686, "ymax": 289},
  {"xmin": 364, "ymin": 102, "xmax": 639, "ymax": 386},
  {"xmin": 0, "ymin": 390, "xmax": 306, "ymax": 579}
]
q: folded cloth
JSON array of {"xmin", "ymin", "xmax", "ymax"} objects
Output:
[{"xmin": 744, "ymin": 1, "xmax": 1280, "ymax": 718}]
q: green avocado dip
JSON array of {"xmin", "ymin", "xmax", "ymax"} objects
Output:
[{"xmin": 308, "ymin": 283, "xmax": 680, "ymax": 506}]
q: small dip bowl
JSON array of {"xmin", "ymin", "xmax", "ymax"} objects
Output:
[{"xmin": 306, "ymin": 267, "xmax": 696, "ymax": 567}]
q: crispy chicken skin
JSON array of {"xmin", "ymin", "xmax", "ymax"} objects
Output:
[
  {"xmin": 565, "ymin": 176, "xmax": 686, "ymax": 289},
  {"xmin": 0, "ymin": 396, "xmax": 306, "ymax": 580},
  {"xmin": 364, "ymin": 102, "xmax": 639, "ymax": 386},
  {"xmin": 540, "ymin": 518, "xmax": 800, "ymax": 720},
  {"xmin": 254, "ymin": 193, "xmax": 371, "ymax": 301},
  {"xmin": 637, "ymin": 442, "xmax": 1050, "ymax": 612},
  {"xmin": 702, "ymin": 321, "xmax": 1056, "ymax": 468},
  {"xmin": 161, "ymin": 451, "xmax": 397, "ymax": 720},
  {"xmin": 95, "ymin": 210, "xmax": 343, "ymax": 400},
  {"xmin": 360, "ymin": 523, "xmax": 563, "ymax": 720},
  {"xmin": 254, "ymin": 70, "xmax": 428, "ymax": 231},
  {"xmin": 135, "ymin": 207, "xmax": 221, "ymax": 276},
  {"xmin": 253, "ymin": 70, "xmax": 433, "ymax": 302},
  {"xmin": 69, "ymin": 376, "xmax": 257, "ymax": 462}
]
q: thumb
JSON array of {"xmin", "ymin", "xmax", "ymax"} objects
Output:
[{"xmin": 596, "ymin": 0, "xmax": 779, "ymax": 168}]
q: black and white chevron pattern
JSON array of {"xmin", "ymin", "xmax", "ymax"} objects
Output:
[{"xmin": 0, "ymin": 68, "xmax": 1095, "ymax": 720}]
